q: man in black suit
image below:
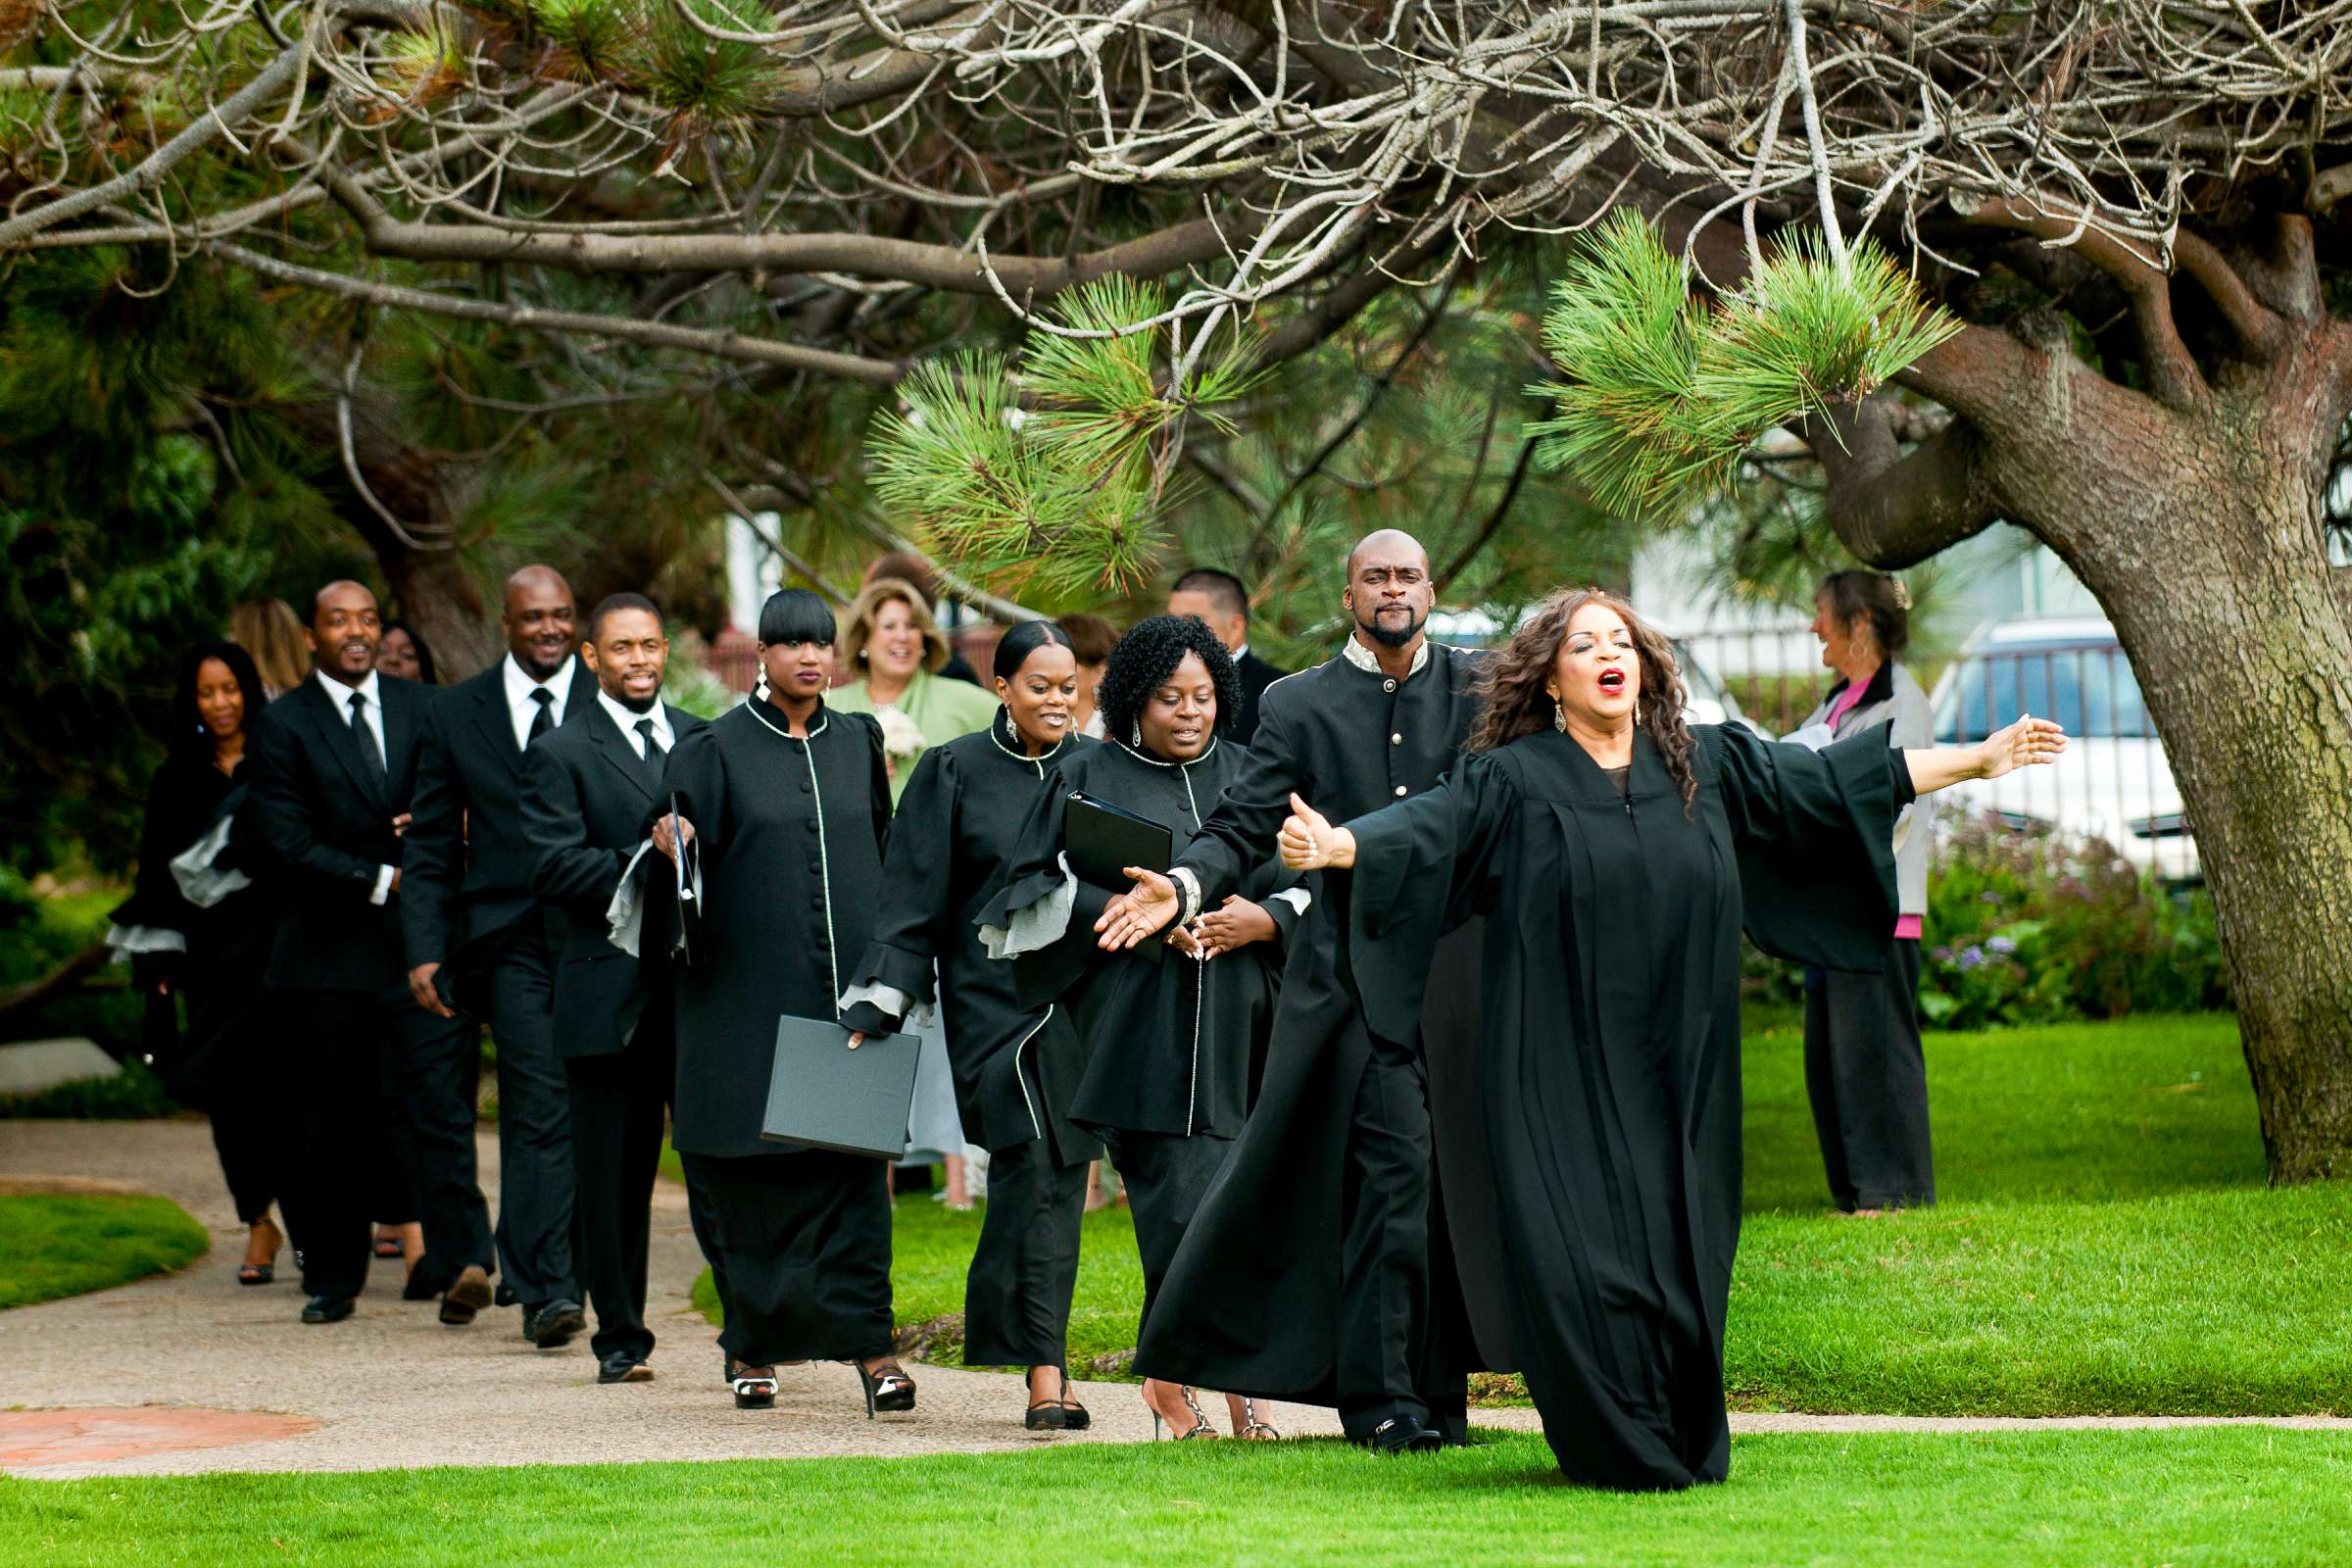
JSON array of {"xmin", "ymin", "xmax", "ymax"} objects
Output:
[
  {"xmin": 1169, "ymin": 566, "xmax": 1289, "ymax": 745},
  {"xmin": 403, "ymin": 565, "xmax": 599, "ymax": 1348},
  {"xmin": 520, "ymin": 593, "xmax": 714, "ymax": 1384},
  {"xmin": 245, "ymin": 580, "xmax": 447, "ymax": 1325}
]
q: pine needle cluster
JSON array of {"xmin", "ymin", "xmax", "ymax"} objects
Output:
[
  {"xmin": 866, "ymin": 277, "xmax": 1259, "ymax": 598},
  {"xmin": 1527, "ymin": 214, "xmax": 1961, "ymax": 521}
]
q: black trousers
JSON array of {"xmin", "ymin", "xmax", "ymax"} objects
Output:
[
  {"xmin": 276, "ymin": 986, "xmax": 426, "ymax": 1301},
  {"xmin": 564, "ymin": 1022, "xmax": 674, "ymax": 1361},
  {"xmin": 1104, "ymin": 1129, "xmax": 1232, "ymax": 1331},
  {"xmin": 681, "ymin": 1150, "xmax": 894, "ymax": 1366},
  {"xmin": 1804, "ymin": 937, "xmax": 1936, "ymax": 1212},
  {"xmin": 476, "ymin": 926, "xmax": 579, "ymax": 1304},
  {"xmin": 193, "ymin": 982, "xmax": 290, "ymax": 1227},
  {"xmin": 964, "ymin": 1134, "xmax": 1088, "ymax": 1368},
  {"xmin": 1335, "ymin": 1030, "xmax": 1463, "ymax": 1443},
  {"xmin": 405, "ymin": 1008, "xmax": 494, "ymax": 1294}
]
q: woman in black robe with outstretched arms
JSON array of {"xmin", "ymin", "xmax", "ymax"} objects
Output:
[
  {"xmin": 839, "ymin": 620, "xmax": 1102, "ymax": 1430},
  {"xmin": 652, "ymin": 590, "xmax": 914, "ymax": 1416},
  {"xmin": 1271, "ymin": 589, "xmax": 2068, "ymax": 1491},
  {"xmin": 975, "ymin": 615, "xmax": 1306, "ymax": 1439}
]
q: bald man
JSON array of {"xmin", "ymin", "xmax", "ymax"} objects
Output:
[
  {"xmin": 401, "ymin": 565, "xmax": 601, "ymax": 1348},
  {"xmin": 1100, "ymin": 530, "xmax": 1490, "ymax": 1452},
  {"xmin": 243, "ymin": 581, "xmax": 445, "ymax": 1324}
]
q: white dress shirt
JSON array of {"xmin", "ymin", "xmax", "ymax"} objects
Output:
[
  {"xmin": 596, "ymin": 690, "xmax": 673, "ymax": 759},
  {"xmin": 504, "ymin": 653, "xmax": 573, "ymax": 753},
  {"xmin": 315, "ymin": 667, "xmax": 399, "ymax": 906}
]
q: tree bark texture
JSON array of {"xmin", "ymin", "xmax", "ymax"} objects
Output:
[{"xmin": 1822, "ymin": 280, "xmax": 2352, "ymax": 1183}]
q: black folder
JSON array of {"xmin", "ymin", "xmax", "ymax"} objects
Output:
[
  {"xmin": 760, "ymin": 1013, "xmax": 917, "ymax": 1160},
  {"xmin": 1064, "ymin": 792, "xmax": 1173, "ymax": 965}
]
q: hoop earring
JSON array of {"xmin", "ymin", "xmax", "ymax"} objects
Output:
[{"xmin": 1551, "ymin": 698, "xmax": 1567, "ymax": 734}]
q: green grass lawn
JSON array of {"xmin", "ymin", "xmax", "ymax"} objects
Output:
[
  {"xmin": 692, "ymin": 1013, "xmax": 2347, "ymax": 1416},
  {"xmin": 0, "ymin": 1193, "xmax": 209, "ymax": 1309},
  {"xmin": 1743, "ymin": 1011, "xmax": 2266, "ymax": 1210},
  {"xmin": 7, "ymin": 1429, "xmax": 2350, "ymax": 1567}
]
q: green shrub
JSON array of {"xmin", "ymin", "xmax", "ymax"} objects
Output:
[
  {"xmin": 0, "ymin": 1055, "xmax": 179, "ymax": 1119},
  {"xmin": 1919, "ymin": 810, "xmax": 2228, "ymax": 1030}
]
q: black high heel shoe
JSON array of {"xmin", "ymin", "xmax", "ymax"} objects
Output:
[
  {"xmin": 855, "ymin": 1358, "xmax": 916, "ymax": 1417},
  {"xmin": 729, "ymin": 1361, "xmax": 777, "ymax": 1410},
  {"xmin": 1023, "ymin": 1369, "xmax": 1091, "ymax": 1432}
]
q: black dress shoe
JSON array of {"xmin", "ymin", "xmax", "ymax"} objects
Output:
[
  {"xmin": 494, "ymin": 1282, "xmax": 520, "ymax": 1308},
  {"xmin": 440, "ymin": 1264, "xmax": 493, "ymax": 1326},
  {"xmin": 1365, "ymin": 1416, "xmax": 1446, "ymax": 1455},
  {"xmin": 528, "ymin": 1299, "xmax": 587, "ymax": 1348},
  {"xmin": 598, "ymin": 1352, "xmax": 654, "ymax": 1385},
  {"xmin": 300, "ymin": 1295, "xmax": 356, "ymax": 1325}
]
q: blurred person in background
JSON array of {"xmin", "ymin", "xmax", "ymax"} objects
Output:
[
  {"xmin": 1792, "ymin": 569, "xmax": 1936, "ymax": 1215},
  {"xmin": 1056, "ymin": 612, "xmax": 1119, "ymax": 741},
  {"xmin": 227, "ymin": 599, "xmax": 312, "ymax": 700},
  {"xmin": 377, "ymin": 621, "xmax": 438, "ymax": 686},
  {"xmin": 110, "ymin": 641, "xmax": 289, "ymax": 1285}
]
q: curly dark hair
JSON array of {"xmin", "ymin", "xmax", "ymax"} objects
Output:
[
  {"xmin": 1469, "ymin": 588, "xmax": 1698, "ymax": 810},
  {"xmin": 1096, "ymin": 614, "xmax": 1242, "ymax": 746}
]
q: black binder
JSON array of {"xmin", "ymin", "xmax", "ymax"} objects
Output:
[
  {"xmin": 760, "ymin": 1013, "xmax": 918, "ymax": 1160},
  {"xmin": 1064, "ymin": 792, "xmax": 1174, "ymax": 965}
]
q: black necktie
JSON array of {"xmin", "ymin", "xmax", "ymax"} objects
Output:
[
  {"xmin": 528, "ymin": 686, "xmax": 557, "ymax": 741},
  {"xmin": 636, "ymin": 718, "xmax": 665, "ymax": 782},
  {"xmin": 348, "ymin": 690, "xmax": 387, "ymax": 787}
]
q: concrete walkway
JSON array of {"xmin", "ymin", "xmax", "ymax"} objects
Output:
[{"xmin": 3, "ymin": 1119, "xmax": 2344, "ymax": 1480}]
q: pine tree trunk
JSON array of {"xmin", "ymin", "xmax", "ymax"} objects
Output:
[{"xmin": 2016, "ymin": 352, "xmax": 2352, "ymax": 1182}]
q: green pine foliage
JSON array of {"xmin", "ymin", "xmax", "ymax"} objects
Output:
[
  {"xmin": 867, "ymin": 279, "xmax": 1261, "ymax": 598},
  {"xmin": 1529, "ymin": 214, "xmax": 1961, "ymax": 520}
]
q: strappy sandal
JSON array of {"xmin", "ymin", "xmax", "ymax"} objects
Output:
[
  {"xmin": 235, "ymin": 1262, "xmax": 273, "ymax": 1286},
  {"xmin": 1237, "ymin": 1397, "xmax": 1282, "ymax": 1441},
  {"xmin": 729, "ymin": 1361, "xmax": 778, "ymax": 1410},
  {"xmin": 1023, "ymin": 1369, "xmax": 1091, "ymax": 1431},
  {"xmin": 1151, "ymin": 1385, "xmax": 1217, "ymax": 1441},
  {"xmin": 855, "ymin": 1358, "xmax": 916, "ymax": 1417}
]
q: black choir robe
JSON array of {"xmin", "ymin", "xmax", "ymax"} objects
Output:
[
  {"xmin": 655, "ymin": 697, "xmax": 898, "ymax": 1365},
  {"xmin": 1132, "ymin": 642, "xmax": 1489, "ymax": 1408},
  {"xmin": 1343, "ymin": 722, "xmax": 1910, "ymax": 1490},
  {"xmin": 841, "ymin": 723, "xmax": 1098, "ymax": 1162},
  {"xmin": 977, "ymin": 736, "xmax": 1301, "ymax": 1143},
  {"xmin": 658, "ymin": 699, "xmax": 892, "ymax": 1158}
]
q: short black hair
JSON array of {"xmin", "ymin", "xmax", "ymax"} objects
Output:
[
  {"xmin": 173, "ymin": 640, "xmax": 268, "ymax": 760},
  {"xmin": 758, "ymin": 587, "xmax": 836, "ymax": 646},
  {"xmin": 1097, "ymin": 614, "xmax": 1242, "ymax": 744},
  {"xmin": 380, "ymin": 620, "xmax": 437, "ymax": 685},
  {"xmin": 992, "ymin": 618, "xmax": 1075, "ymax": 681},
  {"xmin": 588, "ymin": 592, "xmax": 662, "ymax": 644},
  {"xmin": 1171, "ymin": 566, "xmax": 1249, "ymax": 622}
]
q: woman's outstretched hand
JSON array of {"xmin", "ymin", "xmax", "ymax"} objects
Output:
[
  {"xmin": 1097, "ymin": 866, "xmax": 1180, "ymax": 951},
  {"xmin": 1278, "ymin": 793, "xmax": 1355, "ymax": 870},
  {"xmin": 1976, "ymin": 713, "xmax": 2069, "ymax": 781}
]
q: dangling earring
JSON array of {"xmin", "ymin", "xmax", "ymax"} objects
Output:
[
  {"xmin": 1550, "ymin": 697, "xmax": 1567, "ymax": 733},
  {"xmin": 1004, "ymin": 709, "xmax": 1019, "ymax": 746},
  {"xmin": 1130, "ymin": 719, "xmax": 1143, "ymax": 749},
  {"xmin": 1635, "ymin": 700, "xmax": 1645, "ymax": 728}
]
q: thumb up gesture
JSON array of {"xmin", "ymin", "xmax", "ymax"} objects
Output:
[{"xmin": 1278, "ymin": 792, "xmax": 1356, "ymax": 870}]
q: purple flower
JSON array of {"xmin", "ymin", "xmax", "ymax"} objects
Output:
[
  {"xmin": 1986, "ymin": 936, "xmax": 2018, "ymax": 956},
  {"xmin": 1932, "ymin": 946, "xmax": 1953, "ymax": 963},
  {"xmin": 1957, "ymin": 946, "xmax": 1986, "ymax": 970}
]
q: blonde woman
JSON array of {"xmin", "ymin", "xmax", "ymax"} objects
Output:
[{"xmin": 832, "ymin": 577, "xmax": 1000, "ymax": 806}]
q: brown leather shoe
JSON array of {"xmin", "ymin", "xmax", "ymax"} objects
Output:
[{"xmin": 439, "ymin": 1264, "xmax": 493, "ymax": 1326}]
